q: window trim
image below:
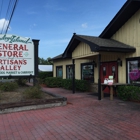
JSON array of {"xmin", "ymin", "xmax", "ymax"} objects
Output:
[
  {"xmin": 81, "ymin": 62, "xmax": 94, "ymax": 83},
  {"xmin": 56, "ymin": 66, "xmax": 63, "ymax": 78},
  {"xmin": 126, "ymin": 57, "xmax": 140, "ymax": 83},
  {"xmin": 66, "ymin": 64, "xmax": 73, "ymax": 79}
]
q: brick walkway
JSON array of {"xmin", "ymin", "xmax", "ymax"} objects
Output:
[{"xmin": 0, "ymin": 87, "xmax": 140, "ymax": 140}]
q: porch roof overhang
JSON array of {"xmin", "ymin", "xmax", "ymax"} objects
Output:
[
  {"xmin": 62, "ymin": 34, "xmax": 136, "ymax": 59},
  {"xmin": 72, "ymin": 52, "xmax": 99, "ymax": 60}
]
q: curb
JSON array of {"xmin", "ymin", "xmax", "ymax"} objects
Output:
[
  {"xmin": 0, "ymin": 85, "xmax": 67, "ymax": 114},
  {"xmin": 0, "ymin": 100, "xmax": 67, "ymax": 114}
]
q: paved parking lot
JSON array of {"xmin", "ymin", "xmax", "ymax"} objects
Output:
[{"xmin": 0, "ymin": 87, "xmax": 140, "ymax": 140}]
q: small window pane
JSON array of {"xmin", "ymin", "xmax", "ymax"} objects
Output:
[
  {"xmin": 66, "ymin": 65, "xmax": 73, "ymax": 79},
  {"xmin": 82, "ymin": 64, "xmax": 94, "ymax": 82},
  {"xmin": 56, "ymin": 66, "xmax": 63, "ymax": 78},
  {"xmin": 128, "ymin": 60, "xmax": 140, "ymax": 83}
]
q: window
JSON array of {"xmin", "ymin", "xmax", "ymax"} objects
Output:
[
  {"xmin": 56, "ymin": 66, "xmax": 63, "ymax": 78},
  {"xmin": 66, "ymin": 65, "xmax": 73, "ymax": 79},
  {"xmin": 81, "ymin": 63, "xmax": 94, "ymax": 82},
  {"xmin": 127, "ymin": 59, "xmax": 140, "ymax": 84}
]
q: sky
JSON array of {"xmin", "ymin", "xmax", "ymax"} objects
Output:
[{"xmin": 0, "ymin": 0, "xmax": 126, "ymax": 59}]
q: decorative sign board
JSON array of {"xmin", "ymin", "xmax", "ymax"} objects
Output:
[
  {"xmin": 0, "ymin": 34, "xmax": 34, "ymax": 76},
  {"xmin": 109, "ymin": 75, "xmax": 113, "ymax": 79}
]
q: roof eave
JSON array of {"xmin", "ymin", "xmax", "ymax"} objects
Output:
[{"xmin": 99, "ymin": 46, "xmax": 136, "ymax": 53}]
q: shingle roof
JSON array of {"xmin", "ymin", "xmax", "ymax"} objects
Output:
[
  {"xmin": 77, "ymin": 35, "xmax": 135, "ymax": 50},
  {"xmin": 50, "ymin": 54, "xmax": 63, "ymax": 61},
  {"xmin": 51, "ymin": 33, "xmax": 136, "ymax": 60},
  {"xmin": 62, "ymin": 34, "xmax": 136, "ymax": 58}
]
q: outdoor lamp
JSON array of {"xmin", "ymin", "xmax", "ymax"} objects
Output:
[
  {"xmin": 93, "ymin": 61, "xmax": 97, "ymax": 67},
  {"xmin": 117, "ymin": 58, "xmax": 122, "ymax": 66}
]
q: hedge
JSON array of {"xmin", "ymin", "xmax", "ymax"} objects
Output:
[
  {"xmin": 38, "ymin": 72, "xmax": 53, "ymax": 83},
  {"xmin": 38, "ymin": 71, "xmax": 53, "ymax": 79},
  {"xmin": 45, "ymin": 77, "xmax": 90, "ymax": 92},
  {"xmin": 45, "ymin": 77, "xmax": 62, "ymax": 88},
  {"xmin": 117, "ymin": 85, "xmax": 140, "ymax": 101}
]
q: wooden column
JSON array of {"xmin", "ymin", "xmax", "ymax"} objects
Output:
[
  {"xmin": 72, "ymin": 59, "xmax": 75, "ymax": 93},
  {"xmin": 32, "ymin": 39, "xmax": 40, "ymax": 86},
  {"xmin": 98, "ymin": 54, "xmax": 101, "ymax": 100}
]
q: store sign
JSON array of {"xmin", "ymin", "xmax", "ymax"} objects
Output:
[{"xmin": 0, "ymin": 34, "xmax": 34, "ymax": 76}]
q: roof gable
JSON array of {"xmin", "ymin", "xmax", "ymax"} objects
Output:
[
  {"xmin": 62, "ymin": 34, "xmax": 135, "ymax": 58},
  {"xmin": 63, "ymin": 34, "xmax": 98, "ymax": 58},
  {"xmin": 99, "ymin": 0, "xmax": 140, "ymax": 38}
]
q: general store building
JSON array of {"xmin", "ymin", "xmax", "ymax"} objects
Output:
[{"xmin": 51, "ymin": 0, "xmax": 140, "ymax": 96}]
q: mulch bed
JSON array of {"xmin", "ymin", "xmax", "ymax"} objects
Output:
[
  {"xmin": 0, "ymin": 85, "xmax": 66, "ymax": 110},
  {"xmin": 0, "ymin": 98, "xmax": 66, "ymax": 109}
]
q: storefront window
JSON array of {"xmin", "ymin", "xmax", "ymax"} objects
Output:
[
  {"xmin": 66, "ymin": 65, "xmax": 73, "ymax": 79},
  {"xmin": 81, "ymin": 63, "xmax": 94, "ymax": 82},
  {"xmin": 128, "ymin": 60, "xmax": 140, "ymax": 83},
  {"xmin": 56, "ymin": 66, "xmax": 63, "ymax": 78}
]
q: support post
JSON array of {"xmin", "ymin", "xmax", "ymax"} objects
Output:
[
  {"xmin": 98, "ymin": 54, "xmax": 101, "ymax": 100},
  {"xmin": 33, "ymin": 77, "xmax": 35, "ymax": 86},
  {"xmin": 32, "ymin": 39, "xmax": 40, "ymax": 86},
  {"xmin": 32, "ymin": 39, "xmax": 39, "ymax": 77},
  {"xmin": 72, "ymin": 59, "xmax": 75, "ymax": 93}
]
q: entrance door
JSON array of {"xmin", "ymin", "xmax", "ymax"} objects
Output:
[{"xmin": 100, "ymin": 62, "xmax": 118, "ymax": 93}]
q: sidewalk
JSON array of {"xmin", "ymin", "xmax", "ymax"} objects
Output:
[{"xmin": 0, "ymin": 86, "xmax": 140, "ymax": 140}]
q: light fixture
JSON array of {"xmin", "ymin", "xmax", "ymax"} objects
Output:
[
  {"xmin": 93, "ymin": 60, "xmax": 97, "ymax": 67},
  {"xmin": 117, "ymin": 58, "xmax": 122, "ymax": 66}
]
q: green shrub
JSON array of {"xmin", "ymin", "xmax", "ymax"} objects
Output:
[
  {"xmin": 38, "ymin": 72, "xmax": 53, "ymax": 83},
  {"xmin": 0, "ymin": 92, "xmax": 1, "ymax": 100},
  {"xmin": 45, "ymin": 77, "xmax": 62, "ymax": 88},
  {"xmin": 0, "ymin": 82, "xmax": 18, "ymax": 91},
  {"xmin": 37, "ymin": 78, "xmax": 44, "ymax": 84},
  {"xmin": 61, "ymin": 79, "xmax": 72, "ymax": 90},
  {"xmin": 117, "ymin": 85, "xmax": 140, "ymax": 101},
  {"xmin": 75, "ymin": 79, "xmax": 90, "ymax": 92},
  {"xmin": 45, "ymin": 77, "xmax": 89, "ymax": 91},
  {"xmin": 23, "ymin": 85, "xmax": 43, "ymax": 99},
  {"xmin": 15, "ymin": 78, "xmax": 27, "ymax": 86}
]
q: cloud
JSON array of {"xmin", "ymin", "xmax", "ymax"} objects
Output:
[
  {"xmin": 0, "ymin": 18, "xmax": 10, "ymax": 31},
  {"xmin": 81, "ymin": 23, "xmax": 88, "ymax": 28},
  {"xmin": 29, "ymin": 23, "xmax": 37, "ymax": 30}
]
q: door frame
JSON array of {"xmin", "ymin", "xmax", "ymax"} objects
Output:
[{"xmin": 100, "ymin": 61, "xmax": 118, "ymax": 93}]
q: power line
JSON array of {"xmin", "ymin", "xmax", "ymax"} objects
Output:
[
  {"xmin": 5, "ymin": 0, "xmax": 19, "ymax": 34},
  {"xmin": 0, "ymin": 0, "xmax": 19, "ymax": 34},
  {"xmin": 1, "ymin": 0, "xmax": 13, "ymax": 34},
  {"xmin": 0, "ymin": 0, "xmax": 4, "ymax": 19}
]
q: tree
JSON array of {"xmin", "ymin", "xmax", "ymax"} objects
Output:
[
  {"xmin": 46, "ymin": 57, "xmax": 53, "ymax": 65},
  {"xmin": 38, "ymin": 57, "xmax": 53, "ymax": 65}
]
